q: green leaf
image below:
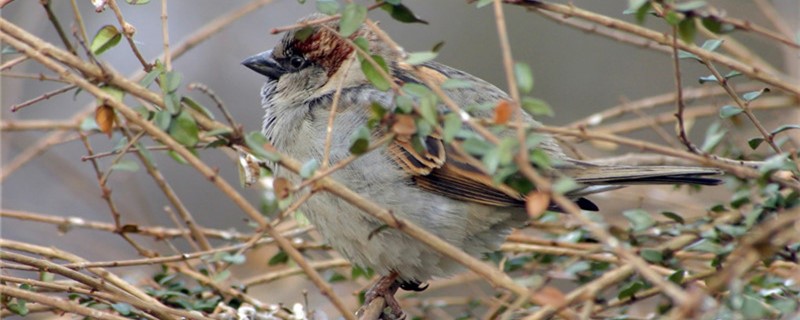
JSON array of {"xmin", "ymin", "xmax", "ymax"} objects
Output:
[
  {"xmin": 664, "ymin": 11, "xmax": 681, "ymax": 26},
  {"xmin": 442, "ymin": 112, "xmax": 462, "ymax": 143},
  {"xmin": 483, "ymin": 148, "xmax": 500, "ymax": 174},
  {"xmin": 686, "ymin": 239, "xmax": 724, "ymax": 254},
  {"xmin": 245, "ymin": 131, "xmax": 280, "ymax": 161},
  {"xmin": 182, "ymin": 96, "xmax": 215, "ymax": 120},
  {"xmin": 80, "ymin": 117, "xmax": 99, "ymax": 132},
  {"xmin": 316, "ymin": 0, "xmax": 339, "ymax": 15},
  {"xmin": 771, "ymin": 124, "xmax": 800, "ymax": 136},
  {"xmin": 381, "ymin": 3, "xmax": 427, "ymax": 24},
  {"xmin": 111, "ymin": 160, "xmax": 140, "ymax": 172},
  {"xmin": 90, "ymin": 25, "xmax": 122, "ymax": 56},
  {"xmin": 7, "ymin": 296, "xmax": 28, "ymax": 316},
  {"xmin": 742, "ymin": 89, "xmax": 769, "ymax": 102},
  {"xmin": 328, "ymin": 272, "xmax": 347, "ymax": 283},
  {"xmin": 475, "ymin": 0, "xmax": 492, "ymax": 8},
  {"xmin": 300, "ymin": 159, "xmax": 320, "ymax": 178},
  {"xmin": 101, "ymin": 85, "xmax": 125, "ymax": 102},
  {"xmin": 530, "ymin": 148, "xmax": 552, "ymax": 169},
  {"xmin": 640, "ymin": 249, "xmax": 663, "ymax": 263},
  {"xmin": 700, "ymin": 39, "xmax": 724, "ymax": 52},
  {"xmin": 351, "ymin": 265, "xmax": 375, "ymax": 279},
  {"xmin": 135, "ymin": 142, "xmax": 155, "ymax": 164},
  {"xmin": 678, "ymin": 18, "xmax": 697, "ymax": 44},
  {"xmin": 741, "ymin": 294, "xmax": 771, "ymax": 319},
  {"xmin": 153, "ymin": 110, "xmax": 171, "ymax": 130},
  {"xmin": 677, "ymin": 50, "xmax": 701, "ymax": 61},
  {"xmin": 719, "ymin": 105, "xmax": 742, "ymax": 118},
  {"xmin": 294, "ymin": 26, "xmax": 314, "ymax": 41},
  {"xmin": 698, "ymin": 70, "xmax": 740, "ymax": 84},
  {"xmin": 700, "ymin": 121, "xmax": 726, "ymax": 152},
  {"xmin": 140, "ymin": 68, "xmax": 161, "ymax": 88},
  {"xmin": 675, "ymin": 1, "xmax": 706, "ymax": 12},
  {"xmin": 462, "ymin": 137, "xmax": 492, "ymax": 156},
  {"xmin": 360, "ymin": 54, "xmax": 391, "ymax": 91},
  {"xmin": 268, "ymin": 250, "xmax": 289, "ymax": 265},
  {"xmin": 161, "ymin": 71, "xmax": 182, "ymax": 93},
  {"xmin": 701, "ymin": 17, "xmax": 725, "ymax": 34},
  {"xmin": 2, "ymin": 45, "xmax": 19, "ymax": 54},
  {"xmin": 221, "ymin": 254, "xmax": 246, "ymax": 265},
  {"xmin": 168, "ymin": 111, "xmax": 199, "ymax": 147},
  {"xmin": 353, "ymin": 37, "xmax": 370, "ymax": 52},
  {"xmin": 635, "ymin": 3, "xmax": 652, "ymax": 24},
  {"xmin": 514, "ymin": 62, "xmax": 534, "ymax": 93},
  {"xmin": 747, "ymin": 137, "xmax": 764, "ymax": 150},
  {"xmin": 111, "ymin": 303, "xmax": 132, "ymax": 316},
  {"xmin": 418, "ymin": 94, "xmax": 438, "ymax": 125},
  {"xmin": 431, "ymin": 41, "xmax": 445, "ymax": 53},
  {"xmin": 521, "ymin": 97, "xmax": 554, "ymax": 117},
  {"xmin": 395, "ymin": 95, "xmax": 414, "ymax": 113},
  {"xmin": 660, "ymin": 211, "xmax": 685, "ymax": 224},
  {"xmin": 405, "ymin": 51, "xmax": 437, "ymax": 65},
  {"xmin": 622, "ymin": 208, "xmax": 655, "ymax": 231},
  {"xmin": 552, "ymin": 177, "xmax": 578, "ymax": 194},
  {"xmin": 213, "ymin": 269, "xmax": 231, "ymax": 282},
  {"xmin": 759, "ymin": 153, "xmax": 792, "ymax": 175},
  {"xmin": 339, "ymin": 3, "xmax": 367, "ymax": 37},
  {"xmin": 618, "ymin": 280, "xmax": 645, "ymax": 300},
  {"xmin": 667, "ymin": 270, "xmax": 685, "ymax": 284},
  {"xmin": 349, "ymin": 125, "xmax": 370, "ymax": 155}
]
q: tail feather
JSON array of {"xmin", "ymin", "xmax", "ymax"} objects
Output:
[
  {"xmin": 562, "ymin": 164, "xmax": 724, "ymax": 186},
  {"xmin": 552, "ymin": 162, "xmax": 722, "ymax": 212}
]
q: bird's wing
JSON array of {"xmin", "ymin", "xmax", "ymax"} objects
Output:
[
  {"xmin": 385, "ymin": 62, "xmax": 600, "ymax": 211},
  {"xmin": 386, "ymin": 135, "xmax": 601, "ymax": 211},
  {"xmin": 387, "ymin": 134, "xmax": 528, "ymax": 207}
]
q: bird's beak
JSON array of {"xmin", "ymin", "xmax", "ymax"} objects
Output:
[{"xmin": 241, "ymin": 50, "xmax": 285, "ymax": 80}]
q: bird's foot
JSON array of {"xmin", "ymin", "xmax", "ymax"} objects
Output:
[{"xmin": 358, "ymin": 273, "xmax": 404, "ymax": 320}]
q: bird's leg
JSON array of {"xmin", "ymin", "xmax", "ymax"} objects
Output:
[{"xmin": 362, "ymin": 272, "xmax": 404, "ymax": 319}]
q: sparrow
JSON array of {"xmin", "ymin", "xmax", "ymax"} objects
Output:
[{"xmin": 242, "ymin": 13, "xmax": 721, "ymax": 318}]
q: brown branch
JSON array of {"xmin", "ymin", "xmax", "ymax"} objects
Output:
[
  {"xmin": 1, "ymin": 119, "xmax": 80, "ymax": 131},
  {"xmin": 0, "ymin": 284, "xmax": 129, "ymax": 320}
]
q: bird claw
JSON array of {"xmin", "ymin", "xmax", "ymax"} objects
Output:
[{"xmin": 358, "ymin": 273, "xmax": 406, "ymax": 320}]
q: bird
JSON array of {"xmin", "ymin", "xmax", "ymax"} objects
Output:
[{"xmin": 242, "ymin": 13, "xmax": 722, "ymax": 318}]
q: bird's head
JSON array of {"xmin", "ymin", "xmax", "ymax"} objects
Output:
[{"xmin": 242, "ymin": 14, "xmax": 396, "ymax": 105}]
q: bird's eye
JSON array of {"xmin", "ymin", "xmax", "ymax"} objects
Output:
[{"xmin": 289, "ymin": 55, "xmax": 305, "ymax": 69}]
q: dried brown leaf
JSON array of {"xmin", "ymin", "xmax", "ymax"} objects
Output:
[
  {"xmin": 273, "ymin": 177, "xmax": 292, "ymax": 200},
  {"xmin": 95, "ymin": 104, "xmax": 116, "ymax": 137},
  {"xmin": 493, "ymin": 100, "xmax": 513, "ymax": 124},
  {"xmin": 526, "ymin": 191, "xmax": 550, "ymax": 219}
]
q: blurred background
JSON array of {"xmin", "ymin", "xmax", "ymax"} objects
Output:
[{"xmin": 2, "ymin": 0, "xmax": 798, "ymax": 317}]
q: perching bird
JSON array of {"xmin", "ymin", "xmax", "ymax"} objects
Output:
[{"xmin": 242, "ymin": 14, "xmax": 721, "ymax": 318}]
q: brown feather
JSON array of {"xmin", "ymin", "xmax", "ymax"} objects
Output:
[{"xmin": 388, "ymin": 135, "xmax": 527, "ymax": 207}]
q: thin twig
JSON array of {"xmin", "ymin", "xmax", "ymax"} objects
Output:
[
  {"xmin": 321, "ymin": 56, "xmax": 355, "ymax": 169},
  {"xmin": 107, "ymin": 0, "xmax": 151, "ymax": 70},
  {"xmin": 0, "ymin": 55, "xmax": 28, "ymax": 70},
  {"xmin": 161, "ymin": 0, "xmax": 171, "ymax": 70},
  {"xmin": 10, "ymin": 84, "xmax": 77, "ymax": 112},
  {"xmin": 40, "ymin": 0, "xmax": 76, "ymax": 54},
  {"xmin": 670, "ymin": 26, "xmax": 696, "ymax": 151}
]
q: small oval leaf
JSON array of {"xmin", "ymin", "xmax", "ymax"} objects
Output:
[{"xmin": 90, "ymin": 25, "xmax": 122, "ymax": 56}]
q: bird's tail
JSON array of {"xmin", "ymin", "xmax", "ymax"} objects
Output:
[{"xmin": 566, "ymin": 164, "xmax": 724, "ymax": 186}]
